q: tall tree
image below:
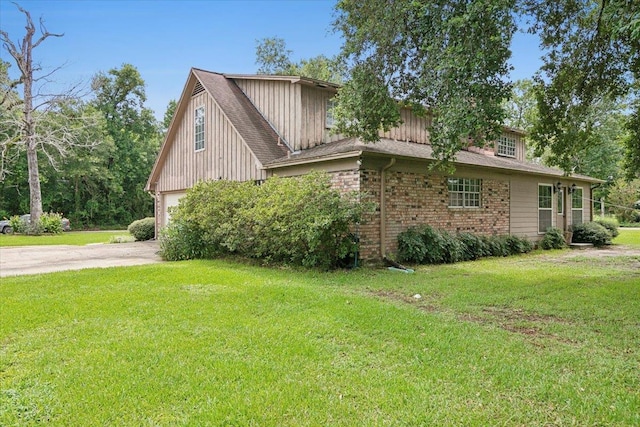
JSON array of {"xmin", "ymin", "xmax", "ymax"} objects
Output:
[
  {"xmin": 255, "ymin": 37, "xmax": 345, "ymax": 84},
  {"xmin": 0, "ymin": 4, "xmax": 63, "ymax": 223},
  {"xmin": 523, "ymin": 0, "xmax": 640, "ymax": 174},
  {"xmin": 0, "ymin": 4, "xmax": 93, "ymax": 225},
  {"xmin": 161, "ymin": 99, "xmax": 177, "ymax": 134},
  {"xmin": 333, "ymin": 0, "xmax": 516, "ymax": 166},
  {"xmin": 332, "ymin": 0, "xmax": 639, "ymax": 175},
  {"xmin": 91, "ymin": 64, "xmax": 160, "ymax": 224}
]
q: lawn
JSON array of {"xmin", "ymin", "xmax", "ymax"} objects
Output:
[
  {"xmin": 615, "ymin": 227, "xmax": 640, "ymax": 247},
  {"xmin": 1, "ymin": 231, "xmax": 639, "ymax": 425},
  {"xmin": 0, "ymin": 231, "xmax": 133, "ymax": 247}
]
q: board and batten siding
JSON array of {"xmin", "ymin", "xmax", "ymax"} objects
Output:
[
  {"xmin": 156, "ymin": 91, "xmax": 265, "ymax": 194},
  {"xmin": 380, "ymin": 108, "xmax": 431, "ymax": 144},
  {"xmin": 300, "ymin": 85, "xmax": 342, "ymax": 149},
  {"xmin": 234, "ymin": 79, "xmax": 302, "ymax": 150}
]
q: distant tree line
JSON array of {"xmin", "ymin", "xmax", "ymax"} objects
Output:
[{"xmin": 0, "ymin": 60, "xmax": 168, "ymax": 228}]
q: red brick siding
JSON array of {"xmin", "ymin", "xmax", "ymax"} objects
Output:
[
  {"xmin": 359, "ymin": 169, "xmax": 510, "ymax": 260},
  {"xmin": 329, "ymin": 169, "xmax": 360, "ymax": 194}
]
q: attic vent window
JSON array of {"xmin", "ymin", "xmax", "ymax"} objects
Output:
[
  {"xmin": 192, "ymin": 81, "xmax": 205, "ymax": 97},
  {"xmin": 497, "ymin": 135, "xmax": 516, "ymax": 158}
]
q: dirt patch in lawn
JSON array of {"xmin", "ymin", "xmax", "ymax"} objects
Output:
[{"xmin": 542, "ymin": 244, "xmax": 640, "ymax": 272}]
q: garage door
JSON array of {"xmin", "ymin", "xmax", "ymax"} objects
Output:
[{"xmin": 163, "ymin": 192, "xmax": 186, "ymax": 226}]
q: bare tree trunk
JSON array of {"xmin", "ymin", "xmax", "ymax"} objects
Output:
[
  {"xmin": 23, "ymin": 47, "xmax": 43, "ymax": 221},
  {"xmin": 0, "ymin": 5, "xmax": 62, "ymax": 224}
]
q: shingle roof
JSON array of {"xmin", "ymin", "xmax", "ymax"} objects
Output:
[
  {"xmin": 265, "ymin": 137, "xmax": 601, "ymax": 183},
  {"xmin": 192, "ymin": 69, "xmax": 289, "ymax": 164}
]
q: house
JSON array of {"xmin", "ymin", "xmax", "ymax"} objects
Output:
[{"xmin": 146, "ymin": 68, "xmax": 601, "ymax": 260}]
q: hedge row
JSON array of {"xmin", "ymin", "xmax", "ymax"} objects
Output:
[
  {"xmin": 397, "ymin": 225, "xmax": 533, "ymax": 264},
  {"xmin": 159, "ymin": 172, "xmax": 365, "ymax": 269}
]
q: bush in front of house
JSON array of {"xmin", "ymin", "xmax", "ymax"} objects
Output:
[
  {"xmin": 397, "ymin": 227, "xmax": 428, "ymax": 263},
  {"xmin": 159, "ymin": 221, "xmax": 213, "ymax": 260},
  {"xmin": 159, "ymin": 172, "xmax": 365, "ymax": 269},
  {"xmin": 594, "ymin": 216, "xmax": 619, "ymax": 238},
  {"xmin": 128, "ymin": 217, "xmax": 155, "ymax": 241},
  {"xmin": 540, "ymin": 227, "xmax": 566, "ymax": 250},
  {"xmin": 571, "ymin": 222, "xmax": 612, "ymax": 247},
  {"xmin": 397, "ymin": 226, "xmax": 533, "ymax": 265}
]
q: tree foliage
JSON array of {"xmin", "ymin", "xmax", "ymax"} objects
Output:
[
  {"xmin": 333, "ymin": 0, "xmax": 516, "ymax": 165},
  {"xmin": 332, "ymin": 0, "xmax": 640, "ymax": 176},
  {"xmin": 522, "ymin": 0, "xmax": 640, "ymax": 175},
  {"xmin": 255, "ymin": 37, "xmax": 345, "ymax": 84},
  {"xmin": 0, "ymin": 3, "xmax": 91, "ymax": 225},
  {"xmin": 91, "ymin": 64, "xmax": 161, "ymax": 224}
]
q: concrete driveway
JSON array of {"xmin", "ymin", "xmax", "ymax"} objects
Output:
[{"xmin": 0, "ymin": 240, "xmax": 162, "ymax": 277}]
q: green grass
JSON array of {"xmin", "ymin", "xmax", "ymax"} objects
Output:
[
  {"xmin": 0, "ymin": 231, "xmax": 132, "ymax": 247},
  {"xmin": 613, "ymin": 227, "xmax": 640, "ymax": 247},
  {"xmin": 1, "ymin": 244, "xmax": 639, "ymax": 425}
]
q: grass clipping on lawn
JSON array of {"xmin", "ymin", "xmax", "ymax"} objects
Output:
[{"xmin": 0, "ymin": 233, "xmax": 639, "ymax": 425}]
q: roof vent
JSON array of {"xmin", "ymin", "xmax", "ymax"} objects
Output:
[{"xmin": 192, "ymin": 81, "xmax": 205, "ymax": 97}]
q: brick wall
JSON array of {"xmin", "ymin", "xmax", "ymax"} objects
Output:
[
  {"xmin": 359, "ymin": 169, "xmax": 510, "ymax": 260},
  {"xmin": 329, "ymin": 169, "xmax": 360, "ymax": 194}
]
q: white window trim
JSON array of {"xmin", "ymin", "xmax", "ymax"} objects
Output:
[
  {"xmin": 557, "ymin": 188, "xmax": 564, "ymax": 215},
  {"xmin": 538, "ymin": 183, "xmax": 554, "ymax": 234},
  {"xmin": 194, "ymin": 106, "xmax": 205, "ymax": 152},
  {"xmin": 448, "ymin": 178, "xmax": 482, "ymax": 209},
  {"xmin": 572, "ymin": 186, "xmax": 584, "ymax": 226},
  {"xmin": 497, "ymin": 135, "xmax": 517, "ymax": 158}
]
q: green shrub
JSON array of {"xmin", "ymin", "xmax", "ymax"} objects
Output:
[
  {"xmin": 594, "ymin": 216, "xmax": 619, "ymax": 238},
  {"xmin": 417, "ymin": 225, "xmax": 446, "ymax": 264},
  {"xmin": 398, "ymin": 227, "xmax": 531, "ymax": 265},
  {"xmin": 159, "ymin": 222, "xmax": 213, "ymax": 261},
  {"xmin": 397, "ymin": 228, "xmax": 428, "ymax": 263},
  {"xmin": 245, "ymin": 173, "xmax": 362, "ymax": 269},
  {"xmin": 439, "ymin": 230, "xmax": 463, "ymax": 263},
  {"xmin": 127, "ymin": 217, "xmax": 155, "ymax": 241},
  {"xmin": 8, "ymin": 215, "xmax": 28, "ymax": 234},
  {"xmin": 571, "ymin": 222, "xmax": 612, "ymax": 247},
  {"xmin": 161, "ymin": 172, "xmax": 365, "ymax": 269},
  {"xmin": 457, "ymin": 232, "xmax": 487, "ymax": 261},
  {"xmin": 485, "ymin": 235, "xmax": 510, "ymax": 257},
  {"xmin": 39, "ymin": 212, "xmax": 64, "ymax": 234},
  {"xmin": 504, "ymin": 234, "xmax": 534, "ymax": 255},
  {"xmin": 540, "ymin": 227, "xmax": 566, "ymax": 250}
]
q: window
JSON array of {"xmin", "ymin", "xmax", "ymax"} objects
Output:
[
  {"xmin": 538, "ymin": 184, "xmax": 553, "ymax": 233},
  {"xmin": 448, "ymin": 178, "xmax": 481, "ymax": 208},
  {"xmin": 557, "ymin": 189, "xmax": 564, "ymax": 215},
  {"xmin": 497, "ymin": 135, "xmax": 516, "ymax": 158},
  {"xmin": 572, "ymin": 187, "xmax": 583, "ymax": 226},
  {"xmin": 325, "ymin": 99, "xmax": 335, "ymax": 129},
  {"xmin": 194, "ymin": 106, "xmax": 205, "ymax": 151}
]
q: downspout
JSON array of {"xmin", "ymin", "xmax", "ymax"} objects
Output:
[
  {"xmin": 152, "ymin": 182, "xmax": 159, "ymax": 239},
  {"xmin": 380, "ymin": 158, "xmax": 396, "ymax": 259}
]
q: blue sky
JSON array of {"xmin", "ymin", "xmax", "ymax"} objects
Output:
[{"xmin": 1, "ymin": 0, "xmax": 542, "ymax": 120}]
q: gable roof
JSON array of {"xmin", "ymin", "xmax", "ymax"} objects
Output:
[
  {"xmin": 265, "ymin": 137, "xmax": 602, "ymax": 183},
  {"xmin": 146, "ymin": 69, "xmax": 289, "ymax": 191},
  {"xmin": 192, "ymin": 69, "xmax": 289, "ymax": 163}
]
